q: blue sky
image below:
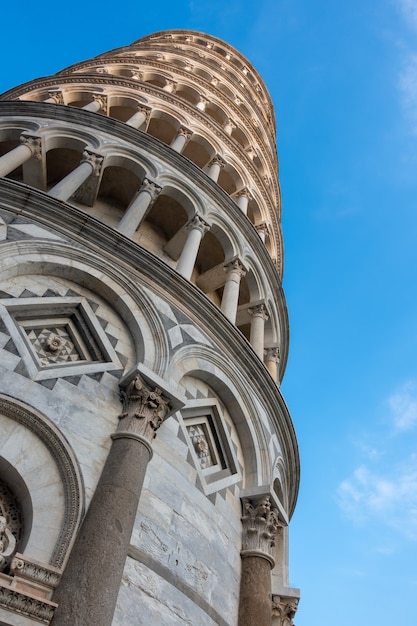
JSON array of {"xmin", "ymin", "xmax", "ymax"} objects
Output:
[{"xmin": 2, "ymin": 1, "xmax": 417, "ymax": 624}]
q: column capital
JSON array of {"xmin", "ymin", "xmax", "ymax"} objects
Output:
[
  {"xmin": 20, "ymin": 134, "xmax": 42, "ymax": 160},
  {"xmin": 223, "ymin": 256, "xmax": 247, "ymax": 277},
  {"xmin": 118, "ymin": 374, "xmax": 171, "ymax": 447},
  {"xmin": 185, "ymin": 213, "xmax": 211, "ymax": 236},
  {"xmin": 235, "ymin": 187, "xmax": 253, "ymax": 200},
  {"xmin": 92, "ymin": 93, "xmax": 108, "ymax": 113},
  {"xmin": 130, "ymin": 70, "xmax": 143, "ymax": 81},
  {"xmin": 224, "ymin": 118, "xmax": 236, "ymax": 134},
  {"xmin": 81, "ymin": 150, "xmax": 104, "ymax": 176},
  {"xmin": 137, "ymin": 104, "xmax": 152, "ymax": 119},
  {"xmin": 248, "ymin": 303, "xmax": 269, "ymax": 321},
  {"xmin": 141, "ymin": 177, "xmax": 162, "ymax": 201},
  {"xmin": 197, "ymin": 96, "xmax": 209, "ymax": 110},
  {"xmin": 164, "ymin": 79, "xmax": 177, "ymax": 92},
  {"xmin": 177, "ymin": 126, "xmax": 193, "ymax": 141},
  {"xmin": 47, "ymin": 90, "xmax": 64, "ymax": 104},
  {"xmin": 208, "ymin": 154, "xmax": 226, "ymax": 169},
  {"xmin": 264, "ymin": 346, "xmax": 280, "ymax": 363},
  {"xmin": 271, "ymin": 594, "xmax": 299, "ymax": 625},
  {"xmin": 241, "ymin": 496, "xmax": 281, "ymax": 567}
]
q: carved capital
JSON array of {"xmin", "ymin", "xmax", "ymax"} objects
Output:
[
  {"xmin": 118, "ymin": 374, "xmax": 171, "ymax": 443},
  {"xmin": 264, "ymin": 347, "xmax": 280, "ymax": 363},
  {"xmin": 224, "ymin": 119, "xmax": 236, "ymax": 134},
  {"xmin": 137, "ymin": 104, "xmax": 152, "ymax": 120},
  {"xmin": 92, "ymin": 93, "xmax": 107, "ymax": 113},
  {"xmin": 81, "ymin": 150, "xmax": 104, "ymax": 176},
  {"xmin": 235, "ymin": 187, "xmax": 252, "ymax": 200},
  {"xmin": 131, "ymin": 70, "xmax": 143, "ymax": 81},
  {"xmin": 20, "ymin": 134, "xmax": 42, "ymax": 160},
  {"xmin": 241, "ymin": 497, "xmax": 280, "ymax": 565},
  {"xmin": 186, "ymin": 214, "xmax": 211, "ymax": 236},
  {"xmin": 208, "ymin": 155, "xmax": 226, "ymax": 169},
  {"xmin": 177, "ymin": 126, "xmax": 193, "ymax": 141},
  {"xmin": 164, "ymin": 79, "xmax": 177, "ymax": 93},
  {"xmin": 224, "ymin": 257, "xmax": 247, "ymax": 278},
  {"xmin": 141, "ymin": 177, "xmax": 162, "ymax": 201},
  {"xmin": 248, "ymin": 303, "xmax": 269, "ymax": 322},
  {"xmin": 271, "ymin": 595, "xmax": 299, "ymax": 625},
  {"xmin": 47, "ymin": 90, "xmax": 64, "ymax": 104}
]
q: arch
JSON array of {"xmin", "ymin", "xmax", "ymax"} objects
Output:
[
  {"xmin": 0, "ymin": 395, "xmax": 84, "ymax": 568},
  {"xmin": 168, "ymin": 345, "xmax": 271, "ymax": 488}
]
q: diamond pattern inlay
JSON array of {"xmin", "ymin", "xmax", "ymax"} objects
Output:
[
  {"xmin": 187, "ymin": 423, "xmax": 215, "ymax": 469},
  {"xmin": 26, "ymin": 327, "xmax": 82, "ymax": 366}
]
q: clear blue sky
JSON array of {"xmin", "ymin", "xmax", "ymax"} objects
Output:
[{"xmin": 3, "ymin": 1, "xmax": 417, "ymax": 624}]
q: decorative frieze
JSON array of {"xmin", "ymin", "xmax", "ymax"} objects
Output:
[
  {"xmin": 241, "ymin": 497, "xmax": 280, "ymax": 566},
  {"xmin": 10, "ymin": 554, "xmax": 61, "ymax": 591},
  {"xmin": 0, "ymin": 583, "xmax": 57, "ymax": 624}
]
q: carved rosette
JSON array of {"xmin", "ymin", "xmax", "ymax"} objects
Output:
[
  {"xmin": 118, "ymin": 375, "xmax": 171, "ymax": 444},
  {"xmin": 240, "ymin": 497, "xmax": 280, "ymax": 567},
  {"xmin": 271, "ymin": 595, "xmax": 299, "ymax": 626}
]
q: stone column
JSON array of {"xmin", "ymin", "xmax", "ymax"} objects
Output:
[
  {"xmin": 126, "ymin": 105, "xmax": 151, "ymax": 129},
  {"xmin": 235, "ymin": 187, "xmax": 252, "ymax": 215},
  {"xmin": 238, "ymin": 497, "xmax": 280, "ymax": 626},
  {"xmin": 221, "ymin": 258, "xmax": 247, "ymax": 323},
  {"xmin": 264, "ymin": 347, "xmax": 280, "ymax": 383},
  {"xmin": 117, "ymin": 178, "xmax": 162, "ymax": 237},
  {"xmin": 0, "ymin": 135, "xmax": 42, "ymax": 177},
  {"xmin": 163, "ymin": 80, "xmax": 177, "ymax": 93},
  {"xmin": 82, "ymin": 94, "xmax": 107, "ymax": 113},
  {"xmin": 48, "ymin": 151, "xmax": 104, "ymax": 201},
  {"xmin": 51, "ymin": 369, "xmax": 184, "ymax": 626},
  {"xmin": 249, "ymin": 304, "xmax": 269, "ymax": 360},
  {"xmin": 176, "ymin": 214, "xmax": 210, "ymax": 280},
  {"xmin": 44, "ymin": 90, "xmax": 64, "ymax": 104},
  {"xmin": 207, "ymin": 155, "xmax": 225, "ymax": 182},
  {"xmin": 196, "ymin": 96, "xmax": 209, "ymax": 111},
  {"xmin": 170, "ymin": 127, "xmax": 192, "ymax": 153}
]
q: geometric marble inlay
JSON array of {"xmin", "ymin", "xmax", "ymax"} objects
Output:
[
  {"xmin": 186, "ymin": 421, "xmax": 218, "ymax": 470},
  {"xmin": 25, "ymin": 327, "xmax": 83, "ymax": 366}
]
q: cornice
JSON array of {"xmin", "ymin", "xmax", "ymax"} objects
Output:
[
  {"xmin": 0, "ymin": 100, "xmax": 284, "ymax": 275},
  {"xmin": 0, "ymin": 178, "xmax": 299, "ymax": 517}
]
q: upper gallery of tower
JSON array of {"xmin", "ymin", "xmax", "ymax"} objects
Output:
[{"xmin": 1, "ymin": 30, "xmax": 284, "ymax": 273}]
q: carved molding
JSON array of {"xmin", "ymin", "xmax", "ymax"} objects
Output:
[
  {"xmin": 0, "ymin": 396, "xmax": 83, "ymax": 568},
  {"xmin": 10, "ymin": 554, "xmax": 61, "ymax": 590},
  {"xmin": 241, "ymin": 497, "xmax": 280, "ymax": 566},
  {"xmin": 0, "ymin": 583, "xmax": 57, "ymax": 624}
]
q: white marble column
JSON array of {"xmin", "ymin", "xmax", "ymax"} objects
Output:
[
  {"xmin": 126, "ymin": 105, "xmax": 151, "ymax": 129},
  {"xmin": 117, "ymin": 178, "xmax": 162, "ymax": 237},
  {"xmin": 221, "ymin": 258, "xmax": 247, "ymax": 323},
  {"xmin": 207, "ymin": 155, "xmax": 225, "ymax": 182},
  {"xmin": 82, "ymin": 94, "xmax": 107, "ymax": 113},
  {"xmin": 264, "ymin": 347, "xmax": 280, "ymax": 383},
  {"xmin": 163, "ymin": 80, "xmax": 177, "ymax": 93},
  {"xmin": 48, "ymin": 151, "xmax": 103, "ymax": 201},
  {"xmin": 235, "ymin": 187, "xmax": 252, "ymax": 215},
  {"xmin": 170, "ymin": 127, "xmax": 192, "ymax": 153},
  {"xmin": 249, "ymin": 304, "xmax": 269, "ymax": 359},
  {"xmin": 0, "ymin": 135, "xmax": 42, "ymax": 177},
  {"xmin": 176, "ymin": 214, "xmax": 210, "ymax": 280}
]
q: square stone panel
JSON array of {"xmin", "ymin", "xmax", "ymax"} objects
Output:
[{"xmin": 0, "ymin": 297, "xmax": 123, "ymax": 381}]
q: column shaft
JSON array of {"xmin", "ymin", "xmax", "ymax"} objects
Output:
[
  {"xmin": 82, "ymin": 100, "xmax": 101, "ymax": 112},
  {"xmin": 176, "ymin": 216, "xmax": 210, "ymax": 279},
  {"xmin": 249, "ymin": 305, "xmax": 269, "ymax": 359},
  {"xmin": 0, "ymin": 144, "xmax": 33, "ymax": 177},
  {"xmin": 117, "ymin": 179, "xmax": 161, "ymax": 237},
  {"xmin": 239, "ymin": 556, "xmax": 272, "ymax": 626},
  {"xmin": 50, "ymin": 436, "xmax": 151, "ymax": 626},
  {"xmin": 48, "ymin": 161, "xmax": 94, "ymax": 201},
  {"xmin": 221, "ymin": 259, "xmax": 246, "ymax": 323},
  {"xmin": 126, "ymin": 109, "xmax": 147, "ymax": 129}
]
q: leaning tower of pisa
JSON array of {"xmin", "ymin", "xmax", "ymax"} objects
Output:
[{"xmin": 0, "ymin": 30, "xmax": 299, "ymax": 626}]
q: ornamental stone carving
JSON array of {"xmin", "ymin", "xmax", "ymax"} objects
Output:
[
  {"xmin": 118, "ymin": 375, "xmax": 171, "ymax": 443},
  {"xmin": 271, "ymin": 595, "xmax": 299, "ymax": 626},
  {"xmin": 264, "ymin": 347, "xmax": 280, "ymax": 363},
  {"xmin": 20, "ymin": 134, "xmax": 42, "ymax": 160},
  {"xmin": 141, "ymin": 177, "xmax": 163, "ymax": 201},
  {"xmin": 92, "ymin": 93, "xmax": 108, "ymax": 113},
  {"xmin": 0, "ymin": 586, "xmax": 57, "ymax": 624},
  {"xmin": 185, "ymin": 214, "xmax": 211, "ymax": 236},
  {"xmin": 241, "ymin": 497, "xmax": 280, "ymax": 565},
  {"xmin": 10, "ymin": 553, "xmax": 61, "ymax": 590},
  {"xmin": 47, "ymin": 90, "xmax": 64, "ymax": 104},
  {"xmin": 248, "ymin": 303, "xmax": 269, "ymax": 322},
  {"xmin": 0, "ymin": 516, "xmax": 16, "ymax": 571},
  {"xmin": 81, "ymin": 150, "xmax": 104, "ymax": 176}
]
